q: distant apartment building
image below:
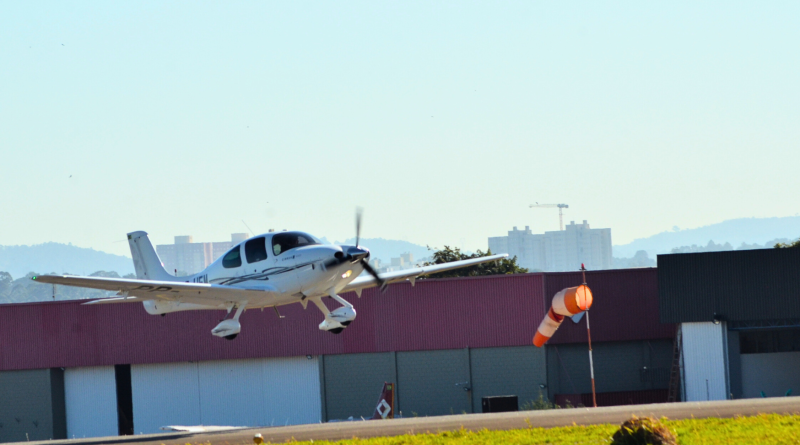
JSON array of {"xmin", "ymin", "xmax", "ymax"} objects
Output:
[
  {"xmin": 488, "ymin": 220, "xmax": 612, "ymax": 272},
  {"xmin": 391, "ymin": 252, "xmax": 414, "ymax": 268},
  {"xmin": 378, "ymin": 252, "xmax": 418, "ymax": 273},
  {"xmin": 156, "ymin": 233, "xmax": 249, "ymax": 275}
]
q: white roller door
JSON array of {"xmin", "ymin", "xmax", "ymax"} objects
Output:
[
  {"xmin": 64, "ymin": 366, "xmax": 118, "ymax": 439},
  {"xmin": 131, "ymin": 356, "xmax": 320, "ymax": 434},
  {"xmin": 681, "ymin": 322, "xmax": 729, "ymax": 401},
  {"xmin": 130, "ymin": 362, "xmax": 202, "ymax": 434}
]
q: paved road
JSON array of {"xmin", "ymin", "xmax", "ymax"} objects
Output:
[{"xmin": 25, "ymin": 397, "xmax": 800, "ymax": 445}]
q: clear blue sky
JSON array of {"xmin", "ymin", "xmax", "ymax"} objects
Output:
[{"xmin": 2, "ymin": 2, "xmax": 798, "ymax": 257}]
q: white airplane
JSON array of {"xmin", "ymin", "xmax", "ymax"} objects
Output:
[{"xmin": 34, "ymin": 215, "xmax": 507, "ymax": 340}]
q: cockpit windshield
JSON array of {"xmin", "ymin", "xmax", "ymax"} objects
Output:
[{"xmin": 272, "ymin": 232, "xmax": 320, "ymax": 256}]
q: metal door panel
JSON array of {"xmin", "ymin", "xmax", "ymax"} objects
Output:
[
  {"xmin": 681, "ymin": 322, "xmax": 728, "ymax": 401},
  {"xmin": 130, "ymin": 362, "xmax": 201, "ymax": 434},
  {"xmin": 64, "ymin": 366, "xmax": 117, "ymax": 439},
  {"xmin": 741, "ymin": 351, "xmax": 800, "ymax": 398},
  {"xmin": 397, "ymin": 349, "xmax": 471, "ymax": 416}
]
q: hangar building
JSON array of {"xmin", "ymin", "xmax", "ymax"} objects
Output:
[
  {"xmin": 659, "ymin": 247, "xmax": 800, "ymax": 402},
  {"xmin": 0, "ymin": 269, "xmax": 673, "ymax": 442}
]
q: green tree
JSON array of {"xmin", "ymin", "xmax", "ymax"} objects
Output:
[
  {"xmin": 774, "ymin": 238, "xmax": 800, "ymax": 248},
  {"xmin": 419, "ymin": 246, "xmax": 528, "ymax": 279}
]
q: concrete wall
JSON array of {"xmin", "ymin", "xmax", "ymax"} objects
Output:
[
  {"xmin": 546, "ymin": 340, "xmax": 672, "ymax": 401},
  {"xmin": 0, "ymin": 368, "xmax": 65, "ymax": 443},
  {"xmin": 741, "ymin": 352, "xmax": 800, "ymax": 399}
]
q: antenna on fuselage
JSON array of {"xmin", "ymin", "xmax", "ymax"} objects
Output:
[{"xmin": 241, "ymin": 220, "xmax": 255, "ymax": 237}]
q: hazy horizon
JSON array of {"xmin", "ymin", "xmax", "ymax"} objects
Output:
[
  {"xmin": 2, "ymin": 215, "xmax": 797, "ymax": 262},
  {"xmin": 2, "ymin": 2, "xmax": 798, "ymax": 257}
]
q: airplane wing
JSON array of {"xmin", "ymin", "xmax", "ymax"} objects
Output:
[
  {"xmin": 160, "ymin": 425, "xmax": 245, "ymax": 432},
  {"xmin": 31, "ymin": 275, "xmax": 278, "ymax": 307},
  {"xmin": 342, "ymin": 253, "xmax": 509, "ymax": 294}
]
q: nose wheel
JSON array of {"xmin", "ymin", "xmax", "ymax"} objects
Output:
[
  {"xmin": 212, "ymin": 302, "xmax": 247, "ymax": 340},
  {"xmin": 311, "ymin": 289, "xmax": 357, "ymax": 334}
]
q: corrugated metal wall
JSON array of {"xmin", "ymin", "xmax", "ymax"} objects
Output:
[
  {"xmin": 322, "ymin": 346, "xmax": 547, "ymax": 419},
  {"xmin": 373, "ymin": 275, "xmax": 545, "ymax": 352},
  {"xmin": 0, "ymin": 270, "xmax": 672, "ymax": 372},
  {"xmin": 740, "ymin": 352, "xmax": 800, "ymax": 398},
  {"xmin": 545, "ymin": 269, "xmax": 674, "ymax": 344},
  {"xmin": 396, "ymin": 349, "xmax": 472, "ymax": 416},
  {"xmin": 64, "ymin": 366, "xmax": 117, "ymax": 439},
  {"xmin": 680, "ymin": 322, "xmax": 729, "ymax": 401},
  {"xmin": 546, "ymin": 340, "xmax": 672, "ymax": 401},
  {"xmin": 0, "ymin": 274, "xmax": 545, "ymax": 371},
  {"xmin": 0, "ymin": 368, "xmax": 64, "ymax": 442},
  {"xmin": 130, "ymin": 357, "xmax": 320, "ymax": 434},
  {"xmin": 469, "ymin": 346, "xmax": 547, "ymax": 412},
  {"xmin": 322, "ymin": 352, "xmax": 395, "ymax": 421},
  {"xmin": 658, "ymin": 249, "xmax": 800, "ymax": 323}
]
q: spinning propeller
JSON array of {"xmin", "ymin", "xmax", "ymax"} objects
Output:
[
  {"xmin": 324, "ymin": 208, "xmax": 387, "ymax": 292},
  {"xmin": 354, "ymin": 208, "xmax": 387, "ymax": 292}
]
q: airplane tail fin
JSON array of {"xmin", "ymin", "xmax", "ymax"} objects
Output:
[
  {"xmin": 371, "ymin": 382, "xmax": 395, "ymax": 420},
  {"xmin": 127, "ymin": 231, "xmax": 175, "ymax": 281}
]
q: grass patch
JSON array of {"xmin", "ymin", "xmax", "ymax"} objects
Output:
[{"xmin": 273, "ymin": 414, "xmax": 800, "ymax": 444}]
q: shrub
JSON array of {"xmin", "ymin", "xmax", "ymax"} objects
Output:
[
  {"xmin": 521, "ymin": 392, "xmax": 557, "ymax": 410},
  {"xmin": 611, "ymin": 415, "xmax": 677, "ymax": 445}
]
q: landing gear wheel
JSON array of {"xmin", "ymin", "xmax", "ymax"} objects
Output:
[
  {"xmin": 329, "ymin": 328, "xmax": 344, "ymax": 334},
  {"xmin": 224, "ymin": 334, "xmax": 238, "ymax": 340},
  {"xmin": 340, "ymin": 321, "xmax": 352, "ymax": 326}
]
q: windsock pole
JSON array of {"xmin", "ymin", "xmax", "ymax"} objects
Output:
[
  {"xmin": 581, "ymin": 263, "xmax": 597, "ymax": 408},
  {"xmin": 586, "ymin": 310, "xmax": 597, "ymax": 408}
]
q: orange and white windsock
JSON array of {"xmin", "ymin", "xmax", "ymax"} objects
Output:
[{"xmin": 533, "ymin": 284, "xmax": 593, "ymax": 347}]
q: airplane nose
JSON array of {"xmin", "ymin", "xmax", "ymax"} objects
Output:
[
  {"xmin": 345, "ymin": 246, "xmax": 370, "ymax": 263},
  {"xmin": 325, "ymin": 246, "xmax": 369, "ymax": 268}
]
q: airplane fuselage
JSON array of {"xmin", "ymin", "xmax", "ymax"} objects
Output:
[
  {"xmin": 160, "ymin": 231, "xmax": 366, "ymax": 310},
  {"xmin": 34, "ymin": 225, "xmax": 507, "ymax": 340}
]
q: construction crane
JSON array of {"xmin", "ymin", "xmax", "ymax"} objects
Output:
[{"xmin": 529, "ymin": 203, "xmax": 569, "ymax": 231}]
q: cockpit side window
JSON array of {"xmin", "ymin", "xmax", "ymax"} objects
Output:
[
  {"xmin": 272, "ymin": 232, "xmax": 320, "ymax": 256},
  {"xmin": 222, "ymin": 245, "xmax": 242, "ymax": 268},
  {"xmin": 245, "ymin": 237, "xmax": 268, "ymax": 263}
]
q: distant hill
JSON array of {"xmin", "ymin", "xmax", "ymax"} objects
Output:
[
  {"xmin": 0, "ymin": 242, "xmax": 134, "ymax": 280},
  {"xmin": 335, "ymin": 237, "xmax": 433, "ymax": 263},
  {"xmin": 0, "ymin": 270, "xmax": 122, "ymax": 304},
  {"xmin": 613, "ymin": 216, "xmax": 800, "ymax": 259}
]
